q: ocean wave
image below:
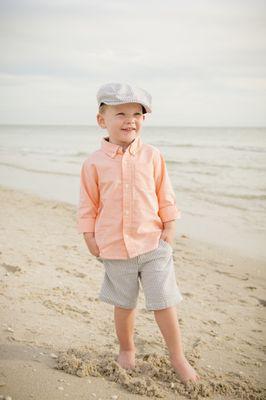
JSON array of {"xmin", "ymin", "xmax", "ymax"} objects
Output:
[
  {"xmin": 13, "ymin": 143, "xmax": 266, "ymax": 157},
  {"xmin": 19, "ymin": 148, "xmax": 89, "ymax": 158},
  {"xmin": 167, "ymin": 159, "xmax": 266, "ymax": 171},
  {"xmin": 157, "ymin": 142, "xmax": 266, "ymax": 153},
  {"xmin": 0, "ymin": 162, "xmax": 79, "ymax": 177},
  {"xmin": 220, "ymin": 192, "xmax": 266, "ymax": 201},
  {"xmin": 172, "ymin": 184, "xmax": 266, "ymax": 202}
]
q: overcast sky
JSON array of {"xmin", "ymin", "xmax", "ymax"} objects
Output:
[{"xmin": 0, "ymin": 0, "xmax": 265, "ymax": 126}]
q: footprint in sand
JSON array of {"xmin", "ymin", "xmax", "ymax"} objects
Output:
[
  {"xmin": 1, "ymin": 262, "xmax": 22, "ymax": 274},
  {"xmin": 245, "ymin": 286, "xmax": 257, "ymax": 291},
  {"xmin": 61, "ymin": 245, "xmax": 78, "ymax": 250},
  {"xmin": 56, "ymin": 266, "xmax": 87, "ymax": 279},
  {"xmin": 215, "ymin": 270, "xmax": 249, "ymax": 281},
  {"xmin": 182, "ymin": 292, "xmax": 194, "ymax": 298},
  {"xmin": 255, "ymin": 298, "xmax": 266, "ymax": 307},
  {"xmin": 207, "ymin": 330, "xmax": 218, "ymax": 337},
  {"xmin": 42, "ymin": 299, "xmax": 91, "ymax": 321},
  {"xmin": 200, "ymin": 273, "xmax": 207, "ymax": 278},
  {"xmin": 238, "ymin": 299, "xmax": 249, "ymax": 304},
  {"xmin": 208, "ymin": 319, "xmax": 220, "ymax": 326}
]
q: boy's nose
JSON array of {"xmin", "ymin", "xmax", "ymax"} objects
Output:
[
  {"xmin": 126, "ymin": 119, "xmax": 137, "ymax": 126},
  {"xmin": 125, "ymin": 114, "xmax": 136, "ymax": 120},
  {"xmin": 125, "ymin": 116, "xmax": 135, "ymax": 123}
]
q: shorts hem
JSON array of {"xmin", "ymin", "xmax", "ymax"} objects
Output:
[
  {"xmin": 99, "ymin": 295, "xmax": 137, "ymax": 309},
  {"xmin": 146, "ymin": 295, "xmax": 183, "ymax": 311}
]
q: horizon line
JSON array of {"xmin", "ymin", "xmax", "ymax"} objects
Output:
[{"xmin": 0, "ymin": 123, "xmax": 265, "ymax": 129}]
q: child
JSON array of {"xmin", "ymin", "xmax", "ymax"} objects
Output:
[{"xmin": 77, "ymin": 82, "xmax": 200, "ymax": 383}]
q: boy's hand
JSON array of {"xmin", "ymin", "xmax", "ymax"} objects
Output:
[
  {"xmin": 160, "ymin": 228, "xmax": 175, "ymax": 246},
  {"xmin": 83, "ymin": 233, "xmax": 100, "ymax": 257},
  {"xmin": 160, "ymin": 220, "xmax": 176, "ymax": 246}
]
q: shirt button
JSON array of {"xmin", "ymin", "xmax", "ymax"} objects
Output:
[
  {"xmin": 125, "ymin": 210, "xmax": 129, "ymax": 215},
  {"xmin": 125, "ymin": 184, "xmax": 129, "ymax": 188}
]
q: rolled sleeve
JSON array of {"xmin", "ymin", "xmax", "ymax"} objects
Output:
[
  {"xmin": 77, "ymin": 160, "xmax": 99, "ymax": 234},
  {"xmin": 154, "ymin": 151, "xmax": 181, "ymax": 223}
]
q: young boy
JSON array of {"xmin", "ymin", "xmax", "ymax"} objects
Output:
[{"xmin": 77, "ymin": 82, "xmax": 200, "ymax": 383}]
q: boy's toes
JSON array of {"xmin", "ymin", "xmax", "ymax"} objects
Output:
[
  {"xmin": 116, "ymin": 350, "xmax": 136, "ymax": 370},
  {"xmin": 117, "ymin": 359, "xmax": 135, "ymax": 370},
  {"xmin": 184, "ymin": 373, "xmax": 200, "ymax": 384}
]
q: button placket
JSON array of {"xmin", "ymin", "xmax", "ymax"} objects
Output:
[{"xmin": 122, "ymin": 155, "xmax": 133, "ymax": 253}]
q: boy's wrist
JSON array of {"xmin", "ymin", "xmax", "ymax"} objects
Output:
[
  {"xmin": 163, "ymin": 220, "xmax": 176, "ymax": 229},
  {"xmin": 83, "ymin": 232, "xmax": 95, "ymax": 238}
]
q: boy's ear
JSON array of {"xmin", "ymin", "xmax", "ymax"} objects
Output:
[{"xmin": 97, "ymin": 113, "xmax": 106, "ymax": 128}]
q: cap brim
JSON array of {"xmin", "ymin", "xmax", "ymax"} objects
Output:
[{"xmin": 99, "ymin": 101, "xmax": 151, "ymax": 113}]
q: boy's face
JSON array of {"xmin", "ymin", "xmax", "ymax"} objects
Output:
[{"xmin": 97, "ymin": 102, "xmax": 145, "ymax": 147}]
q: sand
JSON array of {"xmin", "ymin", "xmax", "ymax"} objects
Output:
[{"xmin": 0, "ymin": 185, "xmax": 265, "ymax": 400}]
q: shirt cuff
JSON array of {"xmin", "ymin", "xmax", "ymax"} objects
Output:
[
  {"xmin": 77, "ymin": 218, "xmax": 96, "ymax": 233},
  {"xmin": 158, "ymin": 205, "xmax": 181, "ymax": 222}
]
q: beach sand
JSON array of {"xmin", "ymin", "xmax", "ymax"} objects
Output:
[{"xmin": 0, "ymin": 185, "xmax": 265, "ymax": 399}]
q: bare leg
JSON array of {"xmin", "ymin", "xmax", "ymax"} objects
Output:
[
  {"xmin": 114, "ymin": 306, "xmax": 137, "ymax": 369},
  {"xmin": 154, "ymin": 306, "xmax": 200, "ymax": 383}
]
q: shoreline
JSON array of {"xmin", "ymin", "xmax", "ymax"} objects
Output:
[
  {"xmin": 0, "ymin": 185, "xmax": 265, "ymax": 399},
  {"xmin": 1, "ymin": 169, "xmax": 265, "ymax": 263}
]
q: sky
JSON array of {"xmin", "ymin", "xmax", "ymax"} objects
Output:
[{"xmin": 0, "ymin": 0, "xmax": 265, "ymax": 127}]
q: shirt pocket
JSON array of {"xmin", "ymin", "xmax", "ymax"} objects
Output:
[
  {"xmin": 99, "ymin": 163, "xmax": 122, "ymax": 199},
  {"xmin": 134, "ymin": 162, "xmax": 155, "ymax": 192}
]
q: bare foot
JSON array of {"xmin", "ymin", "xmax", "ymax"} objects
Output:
[
  {"xmin": 170, "ymin": 354, "xmax": 200, "ymax": 383},
  {"xmin": 117, "ymin": 349, "xmax": 136, "ymax": 370}
]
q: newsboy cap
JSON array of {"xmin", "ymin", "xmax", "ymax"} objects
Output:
[{"xmin": 96, "ymin": 82, "xmax": 152, "ymax": 114}]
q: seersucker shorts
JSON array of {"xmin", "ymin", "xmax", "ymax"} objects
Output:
[{"xmin": 98, "ymin": 239, "xmax": 183, "ymax": 311}]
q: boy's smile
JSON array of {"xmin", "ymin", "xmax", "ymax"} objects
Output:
[{"xmin": 97, "ymin": 102, "xmax": 145, "ymax": 149}]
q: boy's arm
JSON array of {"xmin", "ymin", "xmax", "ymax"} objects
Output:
[
  {"xmin": 154, "ymin": 151, "xmax": 181, "ymax": 244},
  {"xmin": 77, "ymin": 160, "xmax": 99, "ymax": 234},
  {"xmin": 78, "ymin": 160, "xmax": 101, "ymax": 257}
]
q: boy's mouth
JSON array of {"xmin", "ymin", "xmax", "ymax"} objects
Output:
[{"xmin": 121, "ymin": 128, "xmax": 135, "ymax": 132}]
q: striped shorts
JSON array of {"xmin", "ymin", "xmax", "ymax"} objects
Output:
[{"xmin": 98, "ymin": 239, "xmax": 183, "ymax": 311}]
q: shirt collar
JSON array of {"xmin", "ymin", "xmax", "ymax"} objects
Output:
[{"xmin": 101, "ymin": 135, "xmax": 143, "ymax": 158}]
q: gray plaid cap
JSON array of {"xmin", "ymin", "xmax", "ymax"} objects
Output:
[{"xmin": 96, "ymin": 82, "xmax": 152, "ymax": 114}]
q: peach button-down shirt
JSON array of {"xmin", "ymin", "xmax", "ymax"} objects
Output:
[{"xmin": 77, "ymin": 134, "xmax": 181, "ymax": 259}]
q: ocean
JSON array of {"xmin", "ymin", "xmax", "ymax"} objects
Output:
[{"xmin": 0, "ymin": 124, "xmax": 265, "ymax": 261}]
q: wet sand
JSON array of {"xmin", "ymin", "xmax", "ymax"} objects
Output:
[{"xmin": 0, "ymin": 185, "xmax": 265, "ymax": 399}]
